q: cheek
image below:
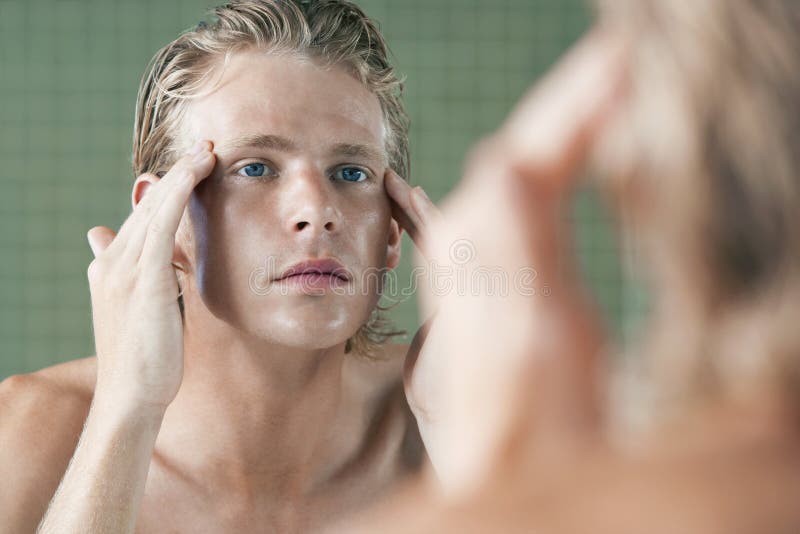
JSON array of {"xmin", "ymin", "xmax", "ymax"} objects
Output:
[
  {"xmin": 187, "ymin": 185, "xmax": 271, "ymax": 305},
  {"xmin": 345, "ymin": 193, "xmax": 392, "ymax": 263}
]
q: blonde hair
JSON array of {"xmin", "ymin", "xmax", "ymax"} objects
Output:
[
  {"xmin": 596, "ymin": 0, "xmax": 800, "ymax": 415},
  {"xmin": 133, "ymin": 0, "xmax": 408, "ymax": 357}
]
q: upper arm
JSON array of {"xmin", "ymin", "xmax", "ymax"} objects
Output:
[{"xmin": 0, "ymin": 373, "xmax": 90, "ymax": 532}]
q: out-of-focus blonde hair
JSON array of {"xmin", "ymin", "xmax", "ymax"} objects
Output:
[
  {"xmin": 595, "ymin": 0, "xmax": 800, "ymax": 415},
  {"xmin": 132, "ymin": 0, "xmax": 408, "ymax": 357}
]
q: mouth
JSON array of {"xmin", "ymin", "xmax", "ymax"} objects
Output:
[{"xmin": 275, "ymin": 258, "xmax": 352, "ymax": 283}]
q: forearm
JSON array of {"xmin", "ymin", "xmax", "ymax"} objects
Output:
[{"xmin": 37, "ymin": 392, "xmax": 165, "ymax": 534}]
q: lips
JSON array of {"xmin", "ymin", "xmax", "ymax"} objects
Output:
[{"xmin": 276, "ymin": 258, "xmax": 351, "ymax": 282}]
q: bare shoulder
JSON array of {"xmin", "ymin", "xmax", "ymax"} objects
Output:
[
  {"xmin": 0, "ymin": 356, "xmax": 97, "ymax": 531},
  {"xmin": 0, "ymin": 356, "xmax": 97, "ymax": 436}
]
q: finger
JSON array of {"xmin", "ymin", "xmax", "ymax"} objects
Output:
[
  {"xmin": 385, "ymin": 170, "xmax": 424, "ymax": 229},
  {"xmin": 385, "ymin": 170, "xmax": 428, "ymax": 251},
  {"xmin": 124, "ymin": 142, "xmax": 214, "ymax": 258},
  {"xmin": 86, "ymin": 226, "xmax": 117, "ymax": 258},
  {"xmin": 495, "ymin": 168, "xmax": 608, "ymax": 455},
  {"xmin": 406, "ymin": 188, "xmax": 437, "ymax": 258},
  {"xmin": 503, "ymin": 114, "xmax": 609, "ymax": 446},
  {"xmin": 138, "ymin": 144, "xmax": 215, "ymax": 266},
  {"xmin": 409, "ymin": 186, "xmax": 443, "ymax": 228},
  {"xmin": 499, "ymin": 27, "xmax": 629, "ymax": 190},
  {"xmin": 113, "ymin": 172, "xmax": 163, "ymax": 248},
  {"xmin": 114, "ymin": 142, "xmax": 210, "ymax": 260},
  {"xmin": 390, "ymin": 200, "xmax": 420, "ymax": 244}
]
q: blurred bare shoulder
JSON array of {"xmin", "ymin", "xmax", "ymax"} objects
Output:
[{"xmin": 0, "ymin": 356, "xmax": 97, "ymax": 531}]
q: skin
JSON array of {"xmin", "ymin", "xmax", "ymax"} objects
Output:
[
  {"xmin": 332, "ymin": 26, "xmax": 800, "ymax": 534},
  {"xmin": 0, "ymin": 51, "xmax": 445, "ymax": 533}
]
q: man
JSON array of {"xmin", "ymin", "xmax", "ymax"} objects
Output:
[
  {"xmin": 0, "ymin": 1, "xmax": 443, "ymax": 532},
  {"xmin": 337, "ymin": 1, "xmax": 800, "ymax": 533}
]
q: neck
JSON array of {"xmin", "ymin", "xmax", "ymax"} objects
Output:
[{"xmin": 153, "ymin": 296, "xmax": 352, "ymax": 500}]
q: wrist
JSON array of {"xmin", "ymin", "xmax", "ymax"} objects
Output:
[{"xmin": 91, "ymin": 383, "xmax": 170, "ymax": 425}]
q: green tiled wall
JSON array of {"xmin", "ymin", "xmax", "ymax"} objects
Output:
[{"xmin": 0, "ymin": 0, "xmax": 632, "ymax": 379}]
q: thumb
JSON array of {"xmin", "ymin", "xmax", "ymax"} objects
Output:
[
  {"xmin": 87, "ymin": 226, "xmax": 116, "ymax": 258},
  {"xmin": 500, "ymin": 27, "xmax": 629, "ymax": 190}
]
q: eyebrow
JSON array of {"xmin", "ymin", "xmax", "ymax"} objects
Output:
[
  {"xmin": 223, "ymin": 134, "xmax": 297, "ymax": 152},
  {"xmin": 329, "ymin": 142, "xmax": 386, "ymax": 164},
  {"xmin": 221, "ymin": 134, "xmax": 386, "ymax": 164}
]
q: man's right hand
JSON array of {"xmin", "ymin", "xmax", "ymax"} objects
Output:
[{"xmin": 85, "ymin": 141, "xmax": 215, "ymax": 413}]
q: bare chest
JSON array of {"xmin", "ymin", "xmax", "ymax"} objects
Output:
[
  {"xmin": 134, "ymin": 454, "xmax": 416, "ymax": 534},
  {"xmin": 134, "ymin": 403, "xmax": 423, "ymax": 534}
]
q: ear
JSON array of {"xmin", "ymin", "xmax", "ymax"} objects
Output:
[
  {"xmin": 386, "ymin": 218, "xmax": 402, "ymax": 271},
  {"xmin": 131, "ymin": 173, "xmax": 191, "ymax": 270},
  {"xmin": 131, "ymin": 172, "xmax": 159, "ymax": 209}
]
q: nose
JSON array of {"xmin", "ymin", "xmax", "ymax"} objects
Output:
[{"xmin": 282, "ymin": 169, "xmax": 342, "ymax": 237}]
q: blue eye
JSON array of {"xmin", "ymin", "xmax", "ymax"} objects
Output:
[
  {"xmin": 335, "ymin": 167, "xmax": 368, "ymax": 183},
  {"xmin": 237, "ymin": 163, "xmax": 270, "ymax": 177}
]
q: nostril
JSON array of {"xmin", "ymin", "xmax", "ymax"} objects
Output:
[{"xmin": 293, "ymin": 220, "xmax": 334, "ymax": 232}]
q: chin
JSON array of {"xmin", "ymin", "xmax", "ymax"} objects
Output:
[
  {"xmin": 261, "ymin": 327, "xmax": 356, "ymax": 351},
  {"xmin": 251, "ymin": 290, "xmax": 380, "ymax": 346},
  {"xmin": 247, "ymin": 311, "xmax": 364, "ymax": 350}
]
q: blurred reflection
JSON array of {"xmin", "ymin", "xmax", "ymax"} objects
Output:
[{"xmin": 331, "ymin": 1, "xmax": 800, "ymax": 532}]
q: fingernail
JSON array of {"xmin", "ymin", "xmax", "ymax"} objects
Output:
[
  {"xmin": 193, "ymin": 149, "xmax": 211, "ymax": 163},
  {"xmin": 189, "ymin": 141, "xmax": 207, "ymax": 156},
  {"xmin": 414, "ymin": 186, "xmax": 430, "ymax": 201},
  {"xmin": 191, "ymin": 141, "xmax": 212, "ymax": 163}
]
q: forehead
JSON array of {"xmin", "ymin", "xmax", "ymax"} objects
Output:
[{"xmin": 182, "ymin": 50, "xmax": 386, "ymax": 153}]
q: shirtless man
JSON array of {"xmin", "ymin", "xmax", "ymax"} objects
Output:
[{"xmin": 0, "ymin": 1, "xmax": 444, "ymax": 532}]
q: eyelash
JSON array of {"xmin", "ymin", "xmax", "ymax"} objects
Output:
[
  {"xmin": 232, "ymin": 162, "xmax": 372, "ymax": 183},
  {"xmin": 332, "ymin": 166, "xmax": 370, "ymax": 183},
  {"xmin": 235, "ymin": 161, "xmax": 277, "ymax": 179}
]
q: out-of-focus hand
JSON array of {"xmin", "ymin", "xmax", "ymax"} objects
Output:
[
  {"xmin": 390, "ymin": 28, "xmax": 627, "ymax": 495},
  {"xmin": 85, "ymin": 141, "xmax": 216, "ymax": 414}
]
